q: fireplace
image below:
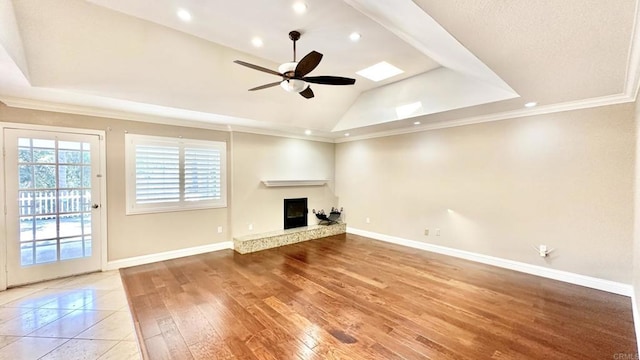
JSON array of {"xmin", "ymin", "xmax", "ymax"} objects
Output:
[{"xmin": 284, "ymin": 198, "xmax": 308, "ymax": 229}]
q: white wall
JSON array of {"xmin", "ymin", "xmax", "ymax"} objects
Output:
[
  {"xmin": 336, "ymin": 103, "xmax": 635, "ymax": 283},
  {"xmin": 231, "ymin": 132, "xmax": 337, "ymax": 237},
  {"xmin": 0, "ymin": 0, "xmax": 29, "ymax": 78}
]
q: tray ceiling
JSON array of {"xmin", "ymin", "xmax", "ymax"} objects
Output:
[{"xmin": 0, "ymin": 0, "xmax": 637, "ymax": 140}]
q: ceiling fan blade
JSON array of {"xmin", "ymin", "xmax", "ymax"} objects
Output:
[
  {"xmin": 249, "ymin": 82, "xmax": 282, "ymax": 91},
  {"xmin": 299, "ymin": 87, "xmax": 314, "ymax": 99},
  {"xmin": 295, "ymin": 51, "xmax": 323, "ymax": 78},
  {"xmin": 233, "ymin": 60, "xmax": 284, "ymax": 77},
  {"xmin": 303, "ymin": 76, "xmax": 356, "ymax": 86}
]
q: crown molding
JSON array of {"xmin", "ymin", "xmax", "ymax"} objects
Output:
[
  {"xmin": 337, "ymin": 1, "xmax": 640, "ymax": 143},
  {"xmin": 228, "ymin": 126, "xmax": 334, "ymax": 143},
  {"xmin": 334, "ymin": 93, "xmax": 635, "ymax": 143},
  {"xmin": 0, "ymin": 96, "xmax": 338, "ymax": 143},
  {"xmin": 2, "ymin": 91, "xmax": 636, "ymax": 145},
  {"xmin": 1, "ymin": 1, "xmax": 639, "ymax": 144},
  {"xmin": 0, "ymin": 96, "xmax": 232, "ymax": 132},
  {"xmin": 4, "ymin": 16, "xmax": 640, "ymax": 149}
]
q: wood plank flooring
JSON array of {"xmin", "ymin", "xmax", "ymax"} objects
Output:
[{"xmin": 120, "ymin": 234, "xmax": 637, "ymax": 359}]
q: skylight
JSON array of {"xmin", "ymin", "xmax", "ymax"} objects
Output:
[
  {"xmin": 395, "ymin": 101, "xmax": 423, "ymax": 119},
  {"xmin": 356, "ymin": 61, "xmax": 404, "ymax": 82}
]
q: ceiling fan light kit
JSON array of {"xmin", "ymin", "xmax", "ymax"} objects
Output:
[
  {"xmin": 278, "ymin": 62, "xmax": 298, "ymax": 74},
  {"xmin": 234, "ymin": 30, "xmax": 356, "ymax": 99},
  {"xmin": 278, "ymin": 62, "xmax": 309, "ymax": 92},
  {"xmin": 281, "ymin": 79, "xmax": 309, "ymax": 93}
]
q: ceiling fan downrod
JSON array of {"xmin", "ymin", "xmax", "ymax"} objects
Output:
[{"xmin": 289, "ymin": 30, "xmax": 301, "ymax": 62}]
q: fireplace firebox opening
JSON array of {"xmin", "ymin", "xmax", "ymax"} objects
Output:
[{"xmin": 284, "ymin": 198, "xmax": 308, "ymax": 229}]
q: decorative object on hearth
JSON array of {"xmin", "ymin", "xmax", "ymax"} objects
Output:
[
  {"xmin": 234, "ymin": 30, "xmax": 356, "ymax": 99},
  {"xmin": 313, "ymin": 207, "xmax": 343, "ymax": 225}
]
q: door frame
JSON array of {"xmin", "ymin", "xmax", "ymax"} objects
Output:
[{"xmin": 0, "ymin": 122, "xmax": 108, "ymax": 290}]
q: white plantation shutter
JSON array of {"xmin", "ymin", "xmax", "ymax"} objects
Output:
[
  {"xmin": 184, "ymin": 147, "xmax": 222, "ymax": 201},
  {"xmin": 135, "ymin": 144, "xmax": 180, "ymax": 204},
  {"xmin": 126, "ymin": 134, "xmax": 227, "ymax": 214}
]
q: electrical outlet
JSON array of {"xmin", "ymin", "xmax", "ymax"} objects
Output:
[
  {"xmin": 424, "ymin": 229, "xmax": 429, "ymax": 236},
  {"xmin": 366, "ymin": 217, "xmax": 370, "ymax": 224},
  {"xmin": 539, "ymin": 245, "xmax": 547, "ymax": 257},
  {"xmin": 217, "ymin": 226, "xmax": 223, "ymax": 234},
  {"xmin": 435, "ymin": 228, "xmax": 441, "ymax": 236}
]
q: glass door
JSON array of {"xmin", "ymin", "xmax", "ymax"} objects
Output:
[{"xmin": 4, "ymin": 128, "xmax": 102, "ymax": 286}]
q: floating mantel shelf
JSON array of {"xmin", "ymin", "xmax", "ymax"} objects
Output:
[{"xmin": 261, "ymin": 180, "xmax": 328, "ymax": 187}]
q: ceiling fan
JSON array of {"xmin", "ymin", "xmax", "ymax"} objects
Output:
[{"xmin": 233, "ymin": 30, "xmax": 356, "ymax": 99}]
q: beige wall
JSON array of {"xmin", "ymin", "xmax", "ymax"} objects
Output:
[
  {"xmin": 0, "ymin": 104, "xmax": 230, "ymax": 262},
  {"xmin": 0, "ymin": 101, "xmax": 636, "ymax": 288},
  {"xmin": 634, "ymin": 97, "xmax": 640, "ymax": 339},
  {"xmin": 336, "ymin": 103, "xmax": 635, "ymax": 283},
  {"xmin": 231, "ymin": 132, "xmax": 336, "ymax": 237}
]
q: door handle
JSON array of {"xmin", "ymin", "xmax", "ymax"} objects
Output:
[{"xmin": 92, "ymin": 204, "xmax": 100, "ymax": 209}]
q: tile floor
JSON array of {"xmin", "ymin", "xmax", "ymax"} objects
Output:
[{"xmin": 0, "ymin": 271, "xmax": 141, "ymax": 359}]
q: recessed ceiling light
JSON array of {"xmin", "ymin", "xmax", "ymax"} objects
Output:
[
  {"xmin": 344, "ymin": 133, "xmax": 350, "ymax": 137},
  {"xmin": 356, "ymin": 61, "xmax": 404, "ymax": 82},
  {"xmin": 293, "ymin": 2, "xmax": 307, "ymax": 14},
  {"xmin": 413, "ymin": 121, "xmax": 421, "ymax": 125},
  {"xmin": 524, "ymin": 101, "xmax": 538, "ymax": 108},
  {"xmin": 349, "ymin": 32, "xmax": 361, "ymax": 42},
  {"xmin": 251, "ymin": 37, "xmax": 264, "ymax": 47},
  {"xmin": 177, "ymin": 8, "xmax": 192, "ymax": 22},
  {"xmin": 304, "ymin": 130, "xmax": 312, "ymax": 135}
]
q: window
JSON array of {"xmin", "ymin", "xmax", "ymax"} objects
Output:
[{"xmin": 125, "ymin": 134, "xmax": 226, "ymax": 214}]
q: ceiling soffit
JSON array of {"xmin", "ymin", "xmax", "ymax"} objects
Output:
[{"xmin": 0, "ymin": 0, "xmax": 637, "ymax": 140}]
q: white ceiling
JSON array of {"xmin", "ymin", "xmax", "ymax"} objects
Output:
[{"xmin": 0, "ymin": 0, "xmax": 638, "ymax": 140}]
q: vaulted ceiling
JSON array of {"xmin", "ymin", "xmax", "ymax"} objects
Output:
[{"xmin": 0, "ymin": 0, "xmax": 638, "ymax": 140}]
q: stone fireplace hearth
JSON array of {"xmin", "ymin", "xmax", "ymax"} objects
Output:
[{"xmin": 233, "ymin": 223, "xmax": 346, "ymax": 254}]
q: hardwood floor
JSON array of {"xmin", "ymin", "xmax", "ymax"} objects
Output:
[{"xmin": 120, "ymin": 234, "xmax": 637, "ymax": 359}]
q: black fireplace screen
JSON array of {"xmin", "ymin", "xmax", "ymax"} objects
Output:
[{"xmin": 284, "ymin": 198, "xmax": 308, "ymax": 229}]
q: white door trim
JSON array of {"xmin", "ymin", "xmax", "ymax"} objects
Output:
[{"xmin": 0, "ymin": 122, "xmax": 107, "ymax": 290}]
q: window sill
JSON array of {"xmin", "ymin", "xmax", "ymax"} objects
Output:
[{"xmin": 126, "ymin": 203, "xmax": 227, "ymax": 215}]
